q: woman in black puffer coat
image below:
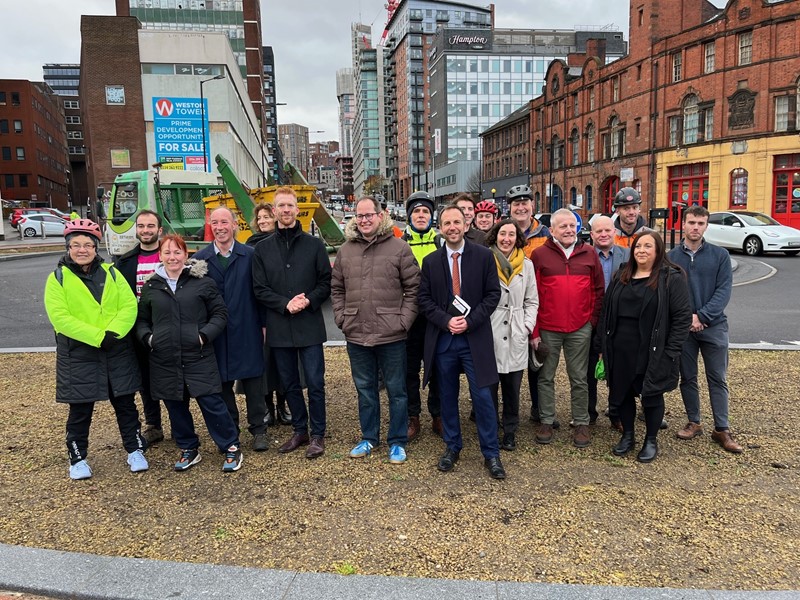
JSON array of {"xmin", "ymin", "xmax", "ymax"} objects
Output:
[{"xmin": 137, "ymin": 234, "xmax": 243, "ymax": 473}]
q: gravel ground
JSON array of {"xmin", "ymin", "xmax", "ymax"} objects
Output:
[{"xmin": 0, "ymin": 349, "xmax": 797, "ymax": 590}]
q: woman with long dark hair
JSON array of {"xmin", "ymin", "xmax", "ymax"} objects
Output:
[
  {"xmin": 598, "ymin": 231, "xmax": 691, "ymax": 462},
  {"xmin": 485, "ymin": 219, "xmax": 538, "ymax": 450}
]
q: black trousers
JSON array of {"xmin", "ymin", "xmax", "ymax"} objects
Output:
[
  {"xmin": 66, "ymin": 391, "xmax": 145, "ymax": 465},
  {"xmin": 406, "ymin": 314, "xmax": 440, "ymax": 419},
  {"xmin": 221, "ymin": 377, "xmax": 268, "ymax": 436},
  {"xmin": 490, "ymin": 370, "xmax": 524, "ymax": 435},
  {"xmin": 586, "ymin": 330, "xmax": 601, "ymax": 422},
  {"xmin": 134, "ymin": 338, "xmax": 162, "ymax": 429}
]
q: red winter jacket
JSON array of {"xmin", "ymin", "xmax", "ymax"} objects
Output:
[{"xmin": 531, "ymin": 238, "xmax": 604, "ymax": 336}]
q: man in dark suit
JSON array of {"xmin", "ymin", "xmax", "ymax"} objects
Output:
[{"xmin": 418, "ymin": 205, "xmax": 504, "ymax": 479}]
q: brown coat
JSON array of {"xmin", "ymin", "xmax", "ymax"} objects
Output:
[{"xmin": 331, "ymin": 213, "xmax": 420, "ymax": 346}]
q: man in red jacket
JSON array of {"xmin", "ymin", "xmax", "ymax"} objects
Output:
[{"xmin": 531, "ymin": 209, "xmax": 604, "ymax": 448}]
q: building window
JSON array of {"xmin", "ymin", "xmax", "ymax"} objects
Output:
[
  {"xmin": 637, "ymin": 64, "xmax": 642, "ymax": 81},
  {"xmin": 586, "ymin": 123, "xmax": 595, "ymax": 162},
  {"xmin": 669, "ymin": 116, "xmax": 681, "ymax": 146},
  {"xmin": 16, "ymin": 147, "xmax": 25, "ymax": 160},
  {"xmin": 612, "ymin": 77, "xmax": 620, "ymax": 102},
  {"xmin": 573, "ymin": 93, "xmax": 579, "ymax": 117},
  {"xmin": 0, "ymin": 120, "xmax": 7, "ymax": 134},
  {"xmin": 683, "ymin": 96, "xmax": 700, "ymax": 144},
  {"xmin": 66, "ymin": 116, "xmax": 81, "ymax": 125},
  {"xmin": 775, "ymin": 85, "xmax": 798, "ymax": 132},
  {"xmin": 730, "ymin": 168, "xmax": 748, "ymax": 208},
  {"xmin": 11, "ymin": 93, "xmax": 20, "ymax": 106},
  {"xmin": 589, "ymin": 87, "xmax": 595, "ymax": 111},
  {"xmin": 64, "ymin": 100, "xmax": 80, "ymax": 109},
  {"xmin": 704, "ymin": 107, "xmax": 714, "ymax": 141},
  {"xmin": 704, "ymin": 42, "xmax": 715, "ymax": 74},
  {"xmin": 1, "ymin": 147, "xmax": 10, "ymax": 160},
  {"xmin": 535, "ymin": 140, "xmax": 543, "ymax": 173},
  {"xmin": 570, "ymin": 187, "xmax": 577, "ymax": 206},
  {"xmin": 551, "ymin": 135, "xmax": 564, "ymax": 169},
  {"xmin": 570, "ymin": 128, "xmax": 579, "ymax": 165},
  {"xmin": 19, "ymin": 174, "xmax": 28, "ymax": 187},
  {"xmin": 738, "ymin": 31, "xmax": 753, "ymax": 66},
  {"xmin": 13, "ymin": 120, "xmax": 22, "ymax": 134},
  {"xmin": 4, "ymin": 174, "xmax": 13, "ymax": 187},
  {"xmin": 585, "ymin": 185, "xmax": 593, "ymax": 210},
  {"xmin": 608, "ymin": 116, "xmax": 625, "ymax": 158},
  {"xmin": 672, "ymin": 52, "xmax": 682, "ymax": 83},
  {"xmin": 0, "ymin": 92, "xmax": 5, "ymax": 105}
]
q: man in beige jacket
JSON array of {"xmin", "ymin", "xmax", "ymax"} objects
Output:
[{"xmin": 331, "ymin": 196, "xmax": 420, "ymax": 464}]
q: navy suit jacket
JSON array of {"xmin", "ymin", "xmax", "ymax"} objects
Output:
[{"xmin": 418, "ymin": 239, "xmax": 501, "ymax": 389}]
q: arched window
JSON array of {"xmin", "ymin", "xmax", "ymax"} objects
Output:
[
  {"xmin": 585, "ymin": 185, "xmax": 593, "ymax": 211},
  {"xmin": 550, "ymin": 184, "xmax": 563, "ymax": 212},
  {"xmin": 551, "ymin": 134, "xmax": 563, "ymax": 169},
  {"xmin": 683, "ymin": 95, "xmax": 700, "ymax": 144},
  {"xmin": 585, "ymin": 122, "xmax": 595, "ymax": 162},
  {"xmin": 535, "ymin": 140, "xmax": 543, "ymax": 173},
  {"xmin": 570, "ymin": 128, "xmax": 580, "ymax": 165},
  {"xmin": 570, "ymin": 186, "xmax": 577, "ymax": 206},
  {"xmin": 534, "ymin": 191, "xmax": 541, "ymax": 211},
  {"xmin": 730, "ymin": 168, "xmax": 748, "ymax": 208},
  {"xmin": 609, "ymin": 116, "xmax": 625, "ymax": 158}
]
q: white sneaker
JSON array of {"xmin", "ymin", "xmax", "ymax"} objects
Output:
[
  {"xmin": 127, "ymin": 450, "xmax": 149, "ymax": 473},
  {"xmin": 69, "ymin": 460, "xmax": 93, "ymax": 480}
]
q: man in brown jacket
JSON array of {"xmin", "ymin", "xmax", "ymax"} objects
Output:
[{"xmin": 332, "ymin": 196, "xmax": 420, "ymax": 464}]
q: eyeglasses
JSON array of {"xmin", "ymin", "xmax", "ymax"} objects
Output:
[
  {"xmin": 69, "ymin": 243, "xmax": 96, "ymax": 251},
  {"xmin": 355, "ymin": 213, "xmax": 378, "ymax": 222}
]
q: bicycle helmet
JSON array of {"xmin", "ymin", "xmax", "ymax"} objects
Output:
[
  {"xmin": 613, "ymin": 187, "xmax": 642, "ymax": 208},
  {"xmin": 506, "ymin": 184, "xmax": 533, "ymax": 203},
  {"xmin": 475, "ymin": 200, "xmax": 498, "ymax": 215},
  {"xmin": 64, "ymin": 218, "xmax": 102, "ymax": 242},
  {"xmin": 405, "ymin": 190, "xmax": 434, "ymax": 216}
]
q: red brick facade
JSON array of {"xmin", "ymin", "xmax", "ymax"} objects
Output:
[
  {"xmin": 514, "ymin": 0, "xmax": 800, "ymax": 224},
  {"xmin": 0, "ymin": 80, "xmax": 70, "ymax": 209},
  {"xmin": 80, "ymin": 16, "xmax": 148, "ymax": 205}
]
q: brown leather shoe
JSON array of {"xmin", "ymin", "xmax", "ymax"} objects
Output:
[
  {"xmin": 535, "ymin": 424, "xmax": 554, "ymax": 445},
  {"xmin": 407, "ymin": 416, "xmax": 421, "ymax": 442},
  {"xmin": 305, "ymin": 435, "xmax": 325, "ymax": 459},
  {"xmin": 677, "ymin": 421, "xmax": 704, "ymax": 440},
  {"xmin": 278, "ymin": 432, "xmax": 309, "ymax": 454},
  {"xmin": 573, "ymin": 424, "xmax": 591, "ymax": 448},
  {"xmin": 431, "ymin": 416, "xmax": 443, "ymax": 437},
  {"xmin": 711, "ymin": 430, "xmax": 743, "ymax": 454}
]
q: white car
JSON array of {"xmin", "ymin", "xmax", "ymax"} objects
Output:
[
  {"xmin": 17, "ymin": 213, "xmax": 67, "ymax": 238},
  {"xmin": 705, "ymin": 211, "xmax": 800, "ymax": 256},
  {"xmin": 339, "ymin": 213, "xmax": 355, "ymax": 230}
]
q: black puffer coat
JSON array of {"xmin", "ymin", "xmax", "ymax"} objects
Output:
[
  {"xmin": 598, "ymin": 265, "xmax": 692, "ymax": 396},
  {"xmin": 136, "ymin": 260, "xmax": 228, "ymax": 401}
]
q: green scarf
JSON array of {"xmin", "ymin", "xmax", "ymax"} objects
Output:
[{"xmin": 492, "ymin": 246, "xmax": 524, "ymax": 286}]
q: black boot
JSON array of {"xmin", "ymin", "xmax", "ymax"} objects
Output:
[
  {"xmin": 265, "ymin": 394, "xmax": 276, "ymax": 428},
  {"xmin": 612, "ymin": 431, "xmax": 635, "ymax": 456},
  {"xmin": 276, "ymin": 392, "xmax": 292, "ymax": 425},
  {"xmin": 637, "ymin": 436, "xmax": 658, "ymax": 463}
]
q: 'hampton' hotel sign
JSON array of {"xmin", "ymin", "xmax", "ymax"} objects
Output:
[{"xmin": 445, "ymin": 30, "xmax": 493, "ymax": 51}]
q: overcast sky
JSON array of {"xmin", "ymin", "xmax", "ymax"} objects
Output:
[{"xmin": 5, "ymin": 0, "xmax": 639, "ymax": 143}]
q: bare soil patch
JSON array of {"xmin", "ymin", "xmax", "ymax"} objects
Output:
[{"xmin": 0, "ymin": 349, "xmax": 797, "ymax": 590}]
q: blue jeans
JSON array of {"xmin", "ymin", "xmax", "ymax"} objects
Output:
[
  {"xmin": 347, "ymin": 340, "xmax": 408, "ymax": 447},
  {"xmin": 164, "ymin": 392, "xmax": 239, "ymax": 452},
  {"xmin": 273, "ymin": 344, "xmax": 326, "ymax": 437},
  {"xmin": 679, "ymin": 321, "xmax": 730, "ymax": 430},
  {"xmin": 435, "ymin": 334, "xmax": 499, "ymax": 459}
]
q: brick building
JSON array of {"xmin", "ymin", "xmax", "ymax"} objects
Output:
[
  {"xmin": 499, "ymin": 0, "xmax": 800, "ymax": 229},
  {"xmin": 0, "ymin": 81, "xmax": 70, "ymax": 209},
  {"xmin": 480, "ymin": 103, "xmax": 530, "ymax": 213}
]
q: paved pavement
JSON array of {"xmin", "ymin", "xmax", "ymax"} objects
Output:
[{"xmin": 0, "ymin": 544, "xmax": 796, "ymax": 600}]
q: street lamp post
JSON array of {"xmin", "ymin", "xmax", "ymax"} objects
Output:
[{"xmin": 199, "ymin": 74, "xmax": 225, "ymax": 173}]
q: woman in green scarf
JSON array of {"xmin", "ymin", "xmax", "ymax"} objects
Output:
[{"xmin": 486, "ymin": 219, "xmax": 539, "ymax": 451}]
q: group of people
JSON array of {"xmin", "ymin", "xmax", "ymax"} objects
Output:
[{"xmin": 44, "ymin": 183, "xmax": 742, "ymax": 482}]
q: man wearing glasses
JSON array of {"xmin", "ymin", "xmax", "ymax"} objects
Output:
[{"xmin": 332, "ymin": 197, "xmax": 419, "ymax": 464}]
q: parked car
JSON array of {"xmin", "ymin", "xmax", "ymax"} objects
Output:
[
  {"xmin": 396, "ymin": 206, "xmax": 407, "ymax": 221},
  {"xmin": 705, "ymin": 211, "xmax": 800, "ymax": 256},
  {"xmin": 16, "ymin": 213, "xmax": 67, "ymax": 238},
  {"xmin": 339, "ymin": 213, "xmax": 355, "ymax": 230},
  {"xmin": 10, "ymin": 207, "xmax": 71, "ymax": 227}
]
